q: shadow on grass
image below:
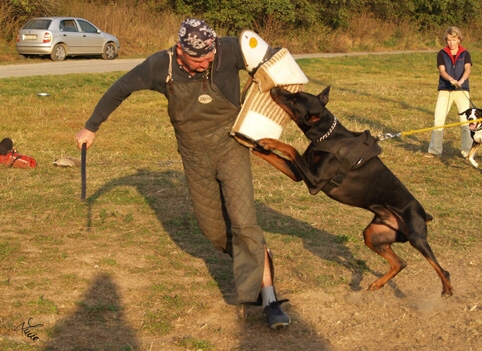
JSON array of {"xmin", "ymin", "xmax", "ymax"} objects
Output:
[
  {"xmin": 79, "ymin": 168, "xmax": 394, "ymax": 349},
  {"xmin": 86, "ymin": 169, "xmax": 370, "ymax": 294},
  {"xmin": 44, "ymin": 273, "xmax": 139, "ymax": 351}
]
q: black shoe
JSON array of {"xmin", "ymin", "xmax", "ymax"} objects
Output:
[{"xmin": 264, "ymin": 300, "xmax": 290, "ymax": 329}]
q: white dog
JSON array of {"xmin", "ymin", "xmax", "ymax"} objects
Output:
[{"xmin": 460, "ymin": 108, "xmax": 482, "ymax": 168}]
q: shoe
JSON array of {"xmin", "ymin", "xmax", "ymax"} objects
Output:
[
  {"xmin": 461, "ymin": 150, "xmax": 469, "ymax": 158},
  {"xmin": 424, "ymin": 153, "xmax": 440, "ymax": 158},
  {"xmin": 264, "ymin": 300, "xmax": 290, "ymax": 329}
]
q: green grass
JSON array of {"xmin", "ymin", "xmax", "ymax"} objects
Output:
[{"xmin": 1, "ymin": 52, "xmax": 482, "ymax": 349}]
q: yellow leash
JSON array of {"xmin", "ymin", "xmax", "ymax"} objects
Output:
[{"xmin": 377, "ymin": 117, "xmax": 482, "ymax": 140}]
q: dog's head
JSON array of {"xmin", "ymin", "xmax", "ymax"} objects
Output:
[
  {"xmin": 270, "ymin": 86, "xmax": 333, "ymax": 136},
  {"xmin": 460, "ymin": 108, "xmax": 482, "ymax": 132}
]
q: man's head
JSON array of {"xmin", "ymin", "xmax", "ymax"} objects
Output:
[
  {"xmin": 176, "ymin": 18, "xmax": 217, "ymax": 74},
  {"xmin": 178, "ymin": 18, "xmax": 217, "ymax": 57}
]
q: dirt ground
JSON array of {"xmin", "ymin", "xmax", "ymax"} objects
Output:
[
  {"xmin": 1, "ymin": 156, "xmax": 481, "ymax": 351},
  {"xmin": 3, "ymin": 215, "xmax": 481, "ymax": 351}
]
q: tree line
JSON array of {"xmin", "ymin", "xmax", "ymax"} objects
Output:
[{"xmin": 3, "ymin": 0, "xmax": 481, "ymax": 46}]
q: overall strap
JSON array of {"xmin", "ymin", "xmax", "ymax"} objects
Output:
[{"xmin": 166, "ymin": 48, "xmax": 174, "ymax": 93}]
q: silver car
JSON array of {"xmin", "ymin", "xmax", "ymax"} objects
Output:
[{"xmin": 16, "ymin": 17, "xmax": 120, "ymax": 61}]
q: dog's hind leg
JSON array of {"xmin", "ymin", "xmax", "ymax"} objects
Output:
[
  {"xmin": 363, "ymin": 219, "xmax": 408, "ymax": 291},
  {"xmin": 404, "ymin": 223, "xmax": 453, "ymax": 297}
]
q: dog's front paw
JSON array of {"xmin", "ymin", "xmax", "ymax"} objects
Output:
[{"xmin": 257, "ymin": 138, "xmax": 279, "ymax": 151}]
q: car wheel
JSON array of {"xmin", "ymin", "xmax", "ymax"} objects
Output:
[
  {"xmin": 50, "ymin": 44, "xmax": 67, "ymax": 61},
  {"xmin": 102, "ymin": 43, "xmax": 117, "ymax": 60}
]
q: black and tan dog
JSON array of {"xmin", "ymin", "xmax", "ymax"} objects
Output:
[
  {"xmin": 253, "ymin": 86, "xmax": 453, "ymax": 297},
  {"xmin": 459, "ymin": 108, "xmax": 482, "ymax": 168}
]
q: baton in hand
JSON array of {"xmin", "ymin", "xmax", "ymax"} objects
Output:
[{"xmin": 81, "ymin": 143, "xmax": 87, "ymax": 201}]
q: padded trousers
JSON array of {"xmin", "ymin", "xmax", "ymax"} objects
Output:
[{"xmin": 176, "ymin": 121, "xmax": 266, "ymax": 304}]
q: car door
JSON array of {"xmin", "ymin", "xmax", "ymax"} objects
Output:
[
  {"xmin": 59, "ymin": 19, "xmax": 83, "ymax": 54},
  {"xmin": 77, "ymin": 19, "xmax": 104, "ymax": 54}
]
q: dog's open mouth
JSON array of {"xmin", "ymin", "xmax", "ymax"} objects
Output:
[{"xmin": 469, "ymin": 122, "xmax": 478, "ymax": 131}]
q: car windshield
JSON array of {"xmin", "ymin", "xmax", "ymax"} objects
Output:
[{"xmin": 23, "ymin": 19, "xmax": 52, "ymax": 30}]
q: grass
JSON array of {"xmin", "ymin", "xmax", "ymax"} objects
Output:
[{"xmin": 1, "ymin": 52, "xmax": 482, "ymax": 350}]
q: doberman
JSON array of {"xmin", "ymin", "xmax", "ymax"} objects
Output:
[{"xmin": 253, "ymin": 86, "xmax": 453, "ymax": 297}]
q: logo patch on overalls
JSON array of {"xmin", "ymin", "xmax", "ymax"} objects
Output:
[{"xmin": 198, "ymin": 94, "xmax": 213, "ymax": 104}]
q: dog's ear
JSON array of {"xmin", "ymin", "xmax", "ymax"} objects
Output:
[
  {"xmin": 318, "ymin": 85, "xmax": 331, "ymax": 106},
  {"xmin": 459, "ymin": 109, "xmax": 470, "ymax": 116}
]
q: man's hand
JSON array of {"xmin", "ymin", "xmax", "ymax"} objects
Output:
[{"xmin": 76, "ymin": 128, "xmax": 96, "ymax": 150}]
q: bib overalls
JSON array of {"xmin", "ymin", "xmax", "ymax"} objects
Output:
[{"xmin": 166, "ymin": 50, "xmax": 266, "ymax": 304}]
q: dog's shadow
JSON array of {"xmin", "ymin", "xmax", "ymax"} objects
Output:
[{"xmin": 84, "ymin": 168, "xmax": 398, "ymax": 301}]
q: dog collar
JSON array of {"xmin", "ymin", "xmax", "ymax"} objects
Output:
[{"xmin": 315, "ymin": 116, "xmax": 337, "ymax": 142}]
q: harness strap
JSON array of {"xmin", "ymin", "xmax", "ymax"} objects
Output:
[
  {"xmin": 322, "ymin": 169, "xmax": 346, "ymax": 193},
  {"xmin": 318, "ymin": 130, "xmax": 381, "ymax": 193},
  {"xmin": 166, "ymin": 49, "xmax": 174, "ymax": 94}
]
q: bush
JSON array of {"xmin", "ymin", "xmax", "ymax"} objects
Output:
[{"xmin": 1, "ymin": 0, "xmax": 482, "ymax": 59}]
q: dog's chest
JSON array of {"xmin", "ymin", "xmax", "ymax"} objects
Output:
[{"xmin": 473, "ymin": 129, "xmax": 482, "ymax": 143}]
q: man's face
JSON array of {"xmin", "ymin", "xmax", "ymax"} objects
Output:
[{"xmin": 177, "ymin": 44, "xmax": 215, "ymax": 75}]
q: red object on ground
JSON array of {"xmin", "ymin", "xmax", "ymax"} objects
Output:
[{"xmin": 0, "ymin": 151, "xmax": 37, "ymax": 168}]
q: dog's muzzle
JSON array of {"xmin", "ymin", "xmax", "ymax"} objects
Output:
[{"xmin": 468, "ymin": 119, "xmax": 482, "ymax": 132}]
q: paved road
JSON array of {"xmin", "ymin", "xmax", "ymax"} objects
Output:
[{"xmin": 0, "ymin": 50, "xmax": 436, "ymax": 79}]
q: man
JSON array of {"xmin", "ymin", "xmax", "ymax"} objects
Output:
[{"xmin": 75, "ymin": 18, "xmax": 290, "ymax": 329}]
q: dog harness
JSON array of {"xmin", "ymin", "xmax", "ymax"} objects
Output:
[{"xmin": 317, "ymin": 130, "xmax": 382, "ymax": 193}]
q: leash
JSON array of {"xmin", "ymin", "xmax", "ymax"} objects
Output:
[
  {"xmin": 379, "ymin": 90, "xmax": 480, "ymax": 141},
  {"xmin": 377, "ymin": 117, "xmax": 482, "ymax": 141},
  {"xmin": 461, "ymin": 89, "xmax": 478, "ymax": 109}
]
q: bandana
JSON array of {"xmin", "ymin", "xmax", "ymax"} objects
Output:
[{"xmin": 178, "ymin": 18, "xmax": 217, "ymax": 57}]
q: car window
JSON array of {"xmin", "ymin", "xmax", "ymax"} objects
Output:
[
  {"xmin": 24, "ymin": 19, "xmax": 52, "ymax": 30},
  {"xmin": 60, "ymin": 20, "xmax": 78, "ymax": 32},
  {"xmin": 78, "ymin": 20, "xmax": 98, "ymax": 34}
]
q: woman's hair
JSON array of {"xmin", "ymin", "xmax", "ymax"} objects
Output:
[{"xmin": 444, "ymin": 26, "xmax": 463, "ymax": 42}]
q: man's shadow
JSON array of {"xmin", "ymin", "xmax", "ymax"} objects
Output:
[
  {"xmin": 43, "ymin": 273, "xmax": 140, "ymax": 351},
  {"xmin": 81, "ymin": 168, "xmax": 349, "ymax": 348},
  {"xmin": 84, "ymin": 169, "xmax": 391, "ymax": 298}
]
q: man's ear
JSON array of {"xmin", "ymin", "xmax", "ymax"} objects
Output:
[{"xmin": 175, "ymin": 43, "xmax": 183, "ymax": 55}]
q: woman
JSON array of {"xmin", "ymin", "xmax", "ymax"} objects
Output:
[{"xmin": 426, "ymin": 26, "xmax": 472, "ymax": 158}]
